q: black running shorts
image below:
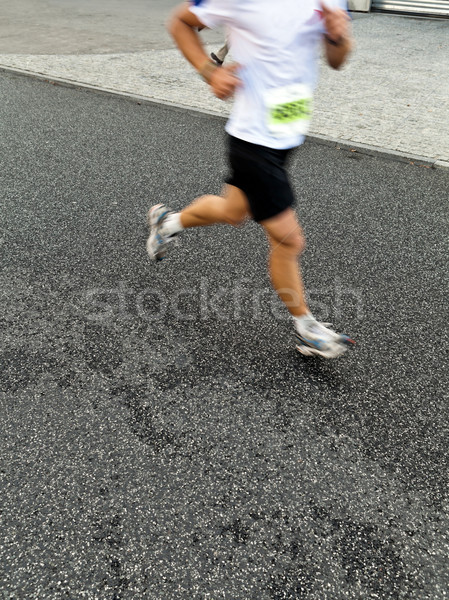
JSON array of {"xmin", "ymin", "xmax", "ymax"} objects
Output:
[{"xmin": 225, "ymin": 135, "xmax": 296, "ymax": 222}]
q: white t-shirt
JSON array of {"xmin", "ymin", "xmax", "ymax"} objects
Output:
[{"xmin": 190, "ymin": 0, "xmax": 347, "ymax": 149}]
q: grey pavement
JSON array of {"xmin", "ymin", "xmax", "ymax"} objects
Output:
[
  {"xmin": 0, "ymin": 0, "xmax": 448, "ymax": 163},
  {"xmin": 1, "ymin": 69, "xmax": 449, "ymax": 599}
]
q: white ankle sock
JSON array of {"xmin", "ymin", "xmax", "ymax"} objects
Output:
[
  {"xmin": 293, "ymin": 312, "xmax": 314, "ymax": 331},
  {"xmin": 162, "ymin": 213, "xmax": 184, "ymax": 236}
]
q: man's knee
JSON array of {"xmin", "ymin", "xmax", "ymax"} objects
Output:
[
  {"xmin": 275, "ymin": 232, "xmax": 306, "ymax": 256},
  {"xmin": 291, "ymin": 232, "xmax": 306, "ymax": 254}
]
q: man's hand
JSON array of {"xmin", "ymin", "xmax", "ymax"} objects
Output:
[
  {"xmin": 321, "ymin": 2, "xmax": 351, "ymax": 43},
  {"xmin": 168, "ymin": 4, "xmax": 240, "ymax": 100},
  {"xmin": 209, "ymin": 64, "xmax": 241, "ymax": 100},
  {"xmin": 320, "ymin": 2, "xmax": 352, "ymax": 69}
]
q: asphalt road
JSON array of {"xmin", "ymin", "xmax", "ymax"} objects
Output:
[
  {"xmin": 1, "ymin": 71, "xmax": 448, "ymax": 599},
  {"xmin": 0, "ymin": 0, "xmax": 222, "ymax": 54}
]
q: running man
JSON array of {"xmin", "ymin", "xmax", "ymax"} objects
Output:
[{"xmin": 147, "ymin": 0, "xmax": 354, "ymax": 359}]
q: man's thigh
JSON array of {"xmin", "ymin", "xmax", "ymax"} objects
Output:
[{"xmin": 221, "ymin": 184, "xmax": 251, "ymax": 224}]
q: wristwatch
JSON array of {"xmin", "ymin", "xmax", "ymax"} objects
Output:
[
  {"xmin": 324, "ymin": 34, "xmax": 345, "ymax": 47},
  {"xmin": 199, "ymin": 59, "xmax": 219, "ymax": 84}
]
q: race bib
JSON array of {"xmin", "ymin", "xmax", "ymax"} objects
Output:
[{"xmin": 265, "ymin": 83, "xmax": 313, "ymax": 138}]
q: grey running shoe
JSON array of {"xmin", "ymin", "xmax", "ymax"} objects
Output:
[
  {"xmin": 146, "ymin": 204, "xmax": 178, "ymax": 261},
  {"xmin": 295, "ymin": 317, "xmax": 355, "ymax": 359}
]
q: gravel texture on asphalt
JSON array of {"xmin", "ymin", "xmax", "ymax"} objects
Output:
[{"xmin": 1, "ymin": 71, "xmax": 448, "ymax": 600}]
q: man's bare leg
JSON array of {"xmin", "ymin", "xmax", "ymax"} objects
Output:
[
  {"xmin": 147, "ymin": 185, "xmax": 248, "ymax": 260},
  {"xmin": 261, "ymin": 208, "xmax": 309, "ymax": 318},
  {"xmin": 180, "ymin": 184, "xmax": 250, "ymax": 228},
  {"xmin": 151, "ymin": 190, "xmax": 308, "ymax": 317},
  {"xmin": 259, "ymin": 207, "xmax": 354, "ymax": 356}
]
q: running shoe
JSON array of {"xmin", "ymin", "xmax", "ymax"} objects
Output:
[
  {"xmin": 295, "ymin": 317, "xmax": 355, "ymax": 359},
  {"xmin": 146, "ymin": 204, "xmax": 178, "ymax": 261}
]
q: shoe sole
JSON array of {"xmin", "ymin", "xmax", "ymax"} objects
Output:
[
  {"xmin": 296, "ymin": 335, "xmax": 355, "ymax": 359},
  {"xmin": 296, "ymin": 344, "xmax": 347, "ymax": 359}
]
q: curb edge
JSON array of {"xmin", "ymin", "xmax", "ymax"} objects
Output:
[{"xmin": 1, "ymin": 64, "xmax": 446, "ymax": 170}]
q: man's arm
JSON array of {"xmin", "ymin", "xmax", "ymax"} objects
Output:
[
  {"xmin": 321, "ymin": 2, "xmax": 353, "ymax": 70},
  {"xmin": 167, "ymin": 3, "xmax": 240, "ymax": 100}
]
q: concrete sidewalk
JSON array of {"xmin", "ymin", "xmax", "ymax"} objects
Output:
[{"xmin": 1, "ymin": 4, "xmax": 448, "ymax": 164}]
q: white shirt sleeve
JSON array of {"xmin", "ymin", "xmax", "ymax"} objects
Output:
[{"xmin": 189, "ymin": 0, "xmax": 233, "ymax": 29}]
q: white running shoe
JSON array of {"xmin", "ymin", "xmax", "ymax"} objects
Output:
[
  {"xmin": 146, "ymin": 204, "xmax": 178, "ymax": 261},
  {"xmin": 295, "ymin": 316, "xmax": 355, "ymax": 359}
]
